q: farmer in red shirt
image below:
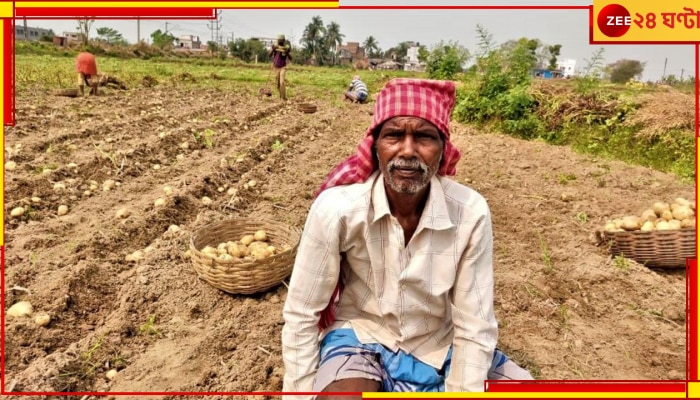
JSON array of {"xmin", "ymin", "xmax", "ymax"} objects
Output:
[
  {"xmin": 76, "ymin": 51, "xmax": 99, "ymax": 96},
  {"xmin": 269, "ymin": 34, "xmax": 292, "ymax": 100}
]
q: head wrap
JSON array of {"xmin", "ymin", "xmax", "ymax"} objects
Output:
[{"xmin": 315, "ymin": 78, "xmax": 462, "ymax": 330}]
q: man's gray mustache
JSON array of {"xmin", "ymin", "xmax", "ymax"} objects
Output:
[{"xmin": 388, "ymin": 158, "xmax": 428, "ymax": 174}]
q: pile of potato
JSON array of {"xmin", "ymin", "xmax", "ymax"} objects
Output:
[
  {"xmin": 604, "ymin": 197, "xmax": 696, "ymax": 233},
  {"xmin": 200, "ymin": 229, "xmax": 291, "ymax": 262}
]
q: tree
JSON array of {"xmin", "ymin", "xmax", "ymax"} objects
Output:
[
  {"xmin": 229, "ymin": 38, "xmax": 269, "ymax": 63},
  {"xmin": 582, "ymin": 48, "xmax": 606, "ymax": 77},
  {"xmin": 96, "ymin": 27, "xmax": 127, "ymax": 45},
  {"xmin": 363, "ymin": 36, "xmax": 381, "ymax": 58},
  {"xmin": 301, "ymin": 15, "xmax": 325, "ymax": 64},
  {"xmin": 547, "ymin": 44, "xmax": 562, "ymax": 70},
  {"xmin": 150, "ymin": 29, "xmax": 176, "ymax": 49},
  {"xmin": 323, "ymin": 21, "xmax": 344, "ymax": 65},
  {"xmin": 425, "ymin": 41, "xmax": 470, "ymax": 80},
  {"xmin": 384, "ymin": 41, "xmax": 412, "ymax": 62},
  {"xmin": 608, "ymin": 59, "xmax": 645, "ymax": 83},
  {"xmin": 207, "ymin": 41, "xmax": 219, "ymax": 56},
  {"xmin": 417, "ymin": 45, "xmax": 429, "ymax": 63},
  {"xmin": 76, "ymin": 19, "xmax": 95, "ymax": 44},
  {"xmin": 39, "ymin": 29, "xmax": 55, "ymax": 42}
]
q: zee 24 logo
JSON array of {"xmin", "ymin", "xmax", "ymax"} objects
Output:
[{"xmin": 597, "ymin": 3, "xmax": 666, "ymax": 37}]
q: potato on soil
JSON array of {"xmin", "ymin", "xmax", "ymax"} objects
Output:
[
  {"xmin": 10, "ymin": 207, "xmax": 25, "ymax": 217},
  {"xmin": 7, "ymin": 301, "xmax": 33, "ymax": 317}
]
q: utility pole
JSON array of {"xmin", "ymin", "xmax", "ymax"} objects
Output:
[
  {"xmin": 23, "ymin": 17, "xmax": 28, "ymax": 41},
  {"xmin": 206, "ymin": 10, "xmax": 223, "ymax": 45},
  {"xmin": 137, "ymin": 18, "xmax": 141, "ymax": 43},
  {"xmin": 662, "ymin": 57, "xmax": 668, "ymax": 80},
  {"xmin": 680, "ymin": 68, "xmax": 685, "ymax": 81}
]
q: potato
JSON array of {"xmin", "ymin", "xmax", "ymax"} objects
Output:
[
  {"xmin": 652, "ymin": 202, "xmax": 671, "ymax": 216},
  {"xmin": 218, "ymin": 253, "xmax": 234, "ymax": 261},
  {"xmin": 238, "ymin": 246, "xmax": 249, "ymax": 257},
  {"xmin": 251, "ymin": 248, "xmax": 271, "ymax": 260},
  {"xmin": 267, "ymin": 246, "xmax": 277, "ymax": 254},
  {"xmin": 34, "ymin": 313, "xmax": 51, "ymax": 327},
  {"xmin": 106, "ymin": 369, "xmax": 118, "ymax": 381},
  {"xmin": 603, "ymin": 223, "xmax": 617, "ymax": 232},
  {"xmin": 656, "ymin": 220, "xmax": 671, "ymax": 230},
  {"xmin": 674, "ymin": 197, "xmax": 692, "ymax": 208},
  {"xmin": 57, "ymin": 205, "xmax": 69, "ymax": 216},
  {"xmin": 681, "ymin": 218, "xmax": 696, "ymax": 229},
  {"xmin": 621, "ymin": 216, "xmax": 641, "ymax": 231},
  {"xmin": 254, "ymin": 230, "xmax": 267, "ymax": 242},
  {"xmin": 640, "ymin": 209, "xmax": 657, "ymax": 222},
  {"xmin": 640, "ymin": 220, "xmax": 655, "ymax": 232},
  {"xmin": 672, "ymin": 205, "xmax": 694, "ymax": 221},
  {"xmin": 7, "ymin": 301, "xmax": 33, "ymax": 318},
  {"xmin": 227, "ymin": 244, "xmax": 242, "ymax": 258},
  {"xmin": 10, "ymin": 207, "xmax": 25, "ymax": 217},
  {"xmin": 668, "ymin": 219, "xmax": 682, "ymax": 230},
  {"xmin": 217, "ymin": 243, "xmax": 228, "ymax": 254},
  {"xmin": 660, "ymin": 209, "xmax": 674, "ymax": 221},
  {"xmin": 240, "ymin": 235, "xmax": 255, "ymax": 245},
  {"xmin": 613, "ymin": 219, "xmax": 623, "ymax": 229}
]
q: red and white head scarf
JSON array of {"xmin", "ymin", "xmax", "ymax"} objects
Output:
[{"xmin": 315, "ymin": 78, "xmax": 462, "ymax": 331}]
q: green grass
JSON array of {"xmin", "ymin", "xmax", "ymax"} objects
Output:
[{"xmin": 14, "ymin": 49, "xmax": 695, "ymax": 182}]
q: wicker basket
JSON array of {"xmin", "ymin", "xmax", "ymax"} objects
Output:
[
  {"xmin": 602, "ymin": 229, "xmax": 696, "ymax": 268},
  {"xmin": 298, "ymin": 103, "xmax": 317, "ymax": 113},
  {"xmin": 52, "ymin": 88, "xmax": 79, "ymax": 97},
  {"xmin": 189, "ymin": 218, "xmax": 302, "ymax": 294}
]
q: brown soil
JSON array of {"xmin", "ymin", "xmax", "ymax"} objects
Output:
[{"xmin": 3, "ymin": 85, "xmax": 690, "ymax": 399}]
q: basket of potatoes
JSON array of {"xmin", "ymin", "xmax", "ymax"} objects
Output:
[
  {"xmin": 600, "ymin": 197, "xmax": 696, "ymax": 268},
  {"xmin": 189, "ymin": 218, "xmax": 302, "ymax": 294}
]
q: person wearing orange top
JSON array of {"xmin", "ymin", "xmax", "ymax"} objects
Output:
[{"xmin": 75, "ymin": 51, "xmax": 99, "ymax": 96}]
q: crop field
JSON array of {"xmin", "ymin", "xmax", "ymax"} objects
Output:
[{"xmin": 3, "ymin": 53, "xmax": 693, "ymax": 399}]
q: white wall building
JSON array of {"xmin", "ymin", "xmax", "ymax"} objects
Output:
[
  {"xmin": 557, "ymin": 59, "xmax": 577, "ymax": 77},
  {"xmin": 404, "ymin": 42, "xmax": 425, "ymax": 72}
]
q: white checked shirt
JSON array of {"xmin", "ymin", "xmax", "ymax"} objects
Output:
[{"xmin": 282, "ymin": 171, "xmax": 498, "ymax": 398}]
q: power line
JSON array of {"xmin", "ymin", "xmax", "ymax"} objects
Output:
[{"xmin": 206, "ymin": 10, "xmax": 223, "ymax": 45}]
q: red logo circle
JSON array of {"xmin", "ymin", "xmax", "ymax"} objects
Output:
[{"xmin": 597, "ymin": 4, "xmax": 631, "ymax": 37}]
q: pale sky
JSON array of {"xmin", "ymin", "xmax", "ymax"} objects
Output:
[{"xmin": 21, "ymin": 0, "xmax": 697, "ymax": 82}]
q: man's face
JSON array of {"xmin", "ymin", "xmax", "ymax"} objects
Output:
[{"xmin": 375, "ymin": 116, "xmax": 444, "ymax": 195}]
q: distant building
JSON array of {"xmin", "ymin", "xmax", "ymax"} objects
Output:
[
  {"xmin": 556, "ymin": 59, "xmax": 577, "ymax": 78},
  {"xmin": 338, "ymin": 42, "xmax": 365, "ymax": 66},
  {"xmin": 404, "ymin": 42, "xmax": 425, "ymax": 72},
  {"xmin": 15, "ymin": 25, "xmax": 53, "ymax": 41},
  {"xmin": 178, "ymin": 35, "xmax": 201, "ymax": 49},
  {"xmin": 62, "ymin": 31, "xmax": 83, "ymax": 45},
  {"xmin": 532, "ymin": 68, "xmax": 563, "ymax": 79}
]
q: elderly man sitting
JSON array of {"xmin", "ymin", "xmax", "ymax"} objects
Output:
[
  {"xmin": 282, "ymin": 78, "xmax": 533, "ymax": 399},
  {"xmin": 344, "ymin": 75, "xmax": 369, "ymax": 104}
]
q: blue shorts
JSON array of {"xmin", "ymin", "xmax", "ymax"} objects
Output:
[{"xmin": 312, "ymin": 329, "xmax": 524, "ymax": 392}]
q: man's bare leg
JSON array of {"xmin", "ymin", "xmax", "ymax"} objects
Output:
[{"xmin": 317, "ymin": 378, "xmax": 381, "ymax": 400}]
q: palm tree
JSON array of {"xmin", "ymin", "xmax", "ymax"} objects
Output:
[
  {"xmin": 301, "ymin": 16, "xmax": 325, "ymax": 64},
  {"xmin": 363, "ymin": 35, "xmax": 380, "ymax": 58},
  {"xmin": 324, "ymin": 22, "xmax": 344, "ymax": 65}
]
